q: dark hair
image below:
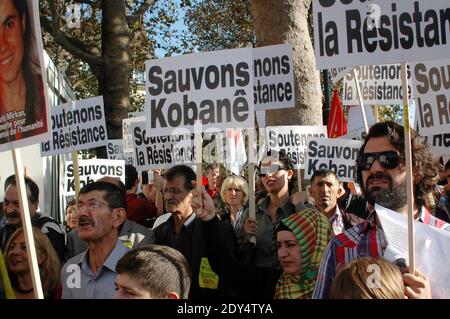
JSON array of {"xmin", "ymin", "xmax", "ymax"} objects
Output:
[
  {"xmin": 12, "ymin": 0, "xmax": 42, "ymax": 125},
  {"xmin": 310, "ymin": 169, "xmax": 339, "ymax": 186},
  {"xmin": 79, "ymin": 181, "xmax": 126, "ymax": 210},
  {"xmin": 5, "ymin": 174, "xmax": 39, "ymax": 203},
  {"xmin": 356, "ymin": 121, "xmax": 440, "ymax": 207},
  {"xmin": 445, "ymin": 160, "xmax": 450, "ymax": 171},
  {"xmin": 259, "ymin": 149, "xmax": 297, "ymax": 194},
  {"xmin": 204, "ymin": 163, "xmax": 219, "ymax": 173},
  {"xmin": 116, "ymin": 245, "xmax": 191, "ymax": 299},
  {"xmin": 125, "ymin": 165, "xmax": 138, "ymax": 190},
  {"xmin": 164, "ymin": 165, "xmax": 196, "ymax": 191}
]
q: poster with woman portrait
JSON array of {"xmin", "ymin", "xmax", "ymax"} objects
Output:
[{"xmin": 0, "ymin": 0, "xmax": 50, "ymax": 152}]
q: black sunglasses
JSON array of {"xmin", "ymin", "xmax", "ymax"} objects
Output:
[
  {"xmin": 258, "ymin": 163, "xmax": 286, "ymax": 177},
  {"xmin": 358, "ymin": 151, "xmax": 401, "ymax": 170}
]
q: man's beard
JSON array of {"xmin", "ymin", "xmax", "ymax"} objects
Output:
[{"xmin": 365, "ymin": 172, "xmax": 407, "ymax": 211}]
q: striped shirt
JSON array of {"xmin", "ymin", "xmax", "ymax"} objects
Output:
[
  {"xmin": 312, "ymin": 206, "xmax": 450, "ymax": 299},
  {"xmin": 329, "ymin": 206, "xmax": 345, "ymax": 235}
]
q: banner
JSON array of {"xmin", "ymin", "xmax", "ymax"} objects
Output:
[
  {"xmin": 123, "ymin": 115, "xmax": 145, "ymax": 153},
  {"xmin": 131, "ymin": 121, "xmax": 195, "ymax": 170},
  {"xmin": 146, "ymin": 47, "xmax": 254, "ymax": 135},
  {"xmin": 412, "ymin": 59, "xmax": 450, "ymax": 138},
  {"xmin": 342, "ymin": 64, "xmax": 413, "ymax": 105},
  {"xmin": 253, "ymin": 44, "xmax": 295, "ymax": 111},
  {"xmin": 266, "ymin": 126, "xmax": 327, "ymax": 169},
  {"xmin": 40, "ymin": 96, "xmax": 107, "ymax": 156},
  {"xmin": 0, "ymin": 0, "xmax": 51, "ymax": 152},
  {"xmin": 313, "ymin": 0, "xmax": 450, "ymax": 69},
  {"xmin": 63, "ymin": 159, "xmax": 125, "ymax": 195},
  {"xmin": 107, "ymin": 139, "xmax": 134, "ymax": 166},
  {"xmin": 304, "ymin": 137, "xmax": 362, "ymax": 182}
]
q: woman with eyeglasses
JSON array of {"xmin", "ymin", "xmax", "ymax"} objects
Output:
[
  {"xmin": 237, "ymin": 150, "xmax": 307, "ymax": 271},
  {"xmin": 219, "ymin": 176, "xmax": 249, "ymax": 235}
]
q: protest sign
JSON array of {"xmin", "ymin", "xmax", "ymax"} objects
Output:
[
  {"xmin": 329, "ymin": 67, "xmax": 353, "ymax": 84},
  {"xmin": 341, "ymin": 105, "xmax": 375, "ymax": 140},
  {"xmin": 412, "ymin": 59, "xmax": 450, "ymax": 137},
  {"xmin": 123, "ymin": 116, "xmax": 145, "ymax": 153},
  {"xmin": 131, "ymin": 121, "xmax": 195, "ymax": 170},
  {"xmin": 0, "ymin": 0, "xmax": 51, "ymax": 153},
  {"xmin": 107, "ymin": 139, "xmax": 134, "ymax": 166},
  {"xmin": 304, "ymin": 137, "xmax": 362, "ymax": 182},
  {"xmin": 146, "ymin": 47, "xmax": 254, "ymax": 135},
  {"xmin": 313, "ymin": 0, "xmax": 450, "ymax": 69},
  {"xmin": 63, "ymin": 159, "xmax": 125, "ymax": 195},
  {"xmin": 377, "ymin": 204, "xmax": 450, "ymax": 299},
  {"xmin": 266, "ymin": 126, "xmax": 327, "ymax": 169},
  {"xmin": 253, "ymin": 44, "xmax": 295, "ymax": 111},
  {"xmin": 342, "ymin": 64, "xmax": 413, "ymax": 105},
  {"xmin": 40, "ymin": 96, "xmax": 107, "ymax": 156}
]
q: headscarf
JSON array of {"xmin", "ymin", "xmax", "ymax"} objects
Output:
[{"xmin": 274, "ymin": 207, "xmax": 333, "ymax": 299}]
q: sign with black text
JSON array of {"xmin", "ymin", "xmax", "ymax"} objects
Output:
[
  {"xmin": 253, "ymin": 44, "xmax": 295, "ymax": 111},
  {"xmin": 40, "ymin": 96, "xmax": 107, "ymax": 156},
  {"xmin": 266, "ymin": 126, "xmax": 327, "ymax": 169},
  {"xmin": 305, "ymin": 137, "xmax": 362, "ymax": 182},
  {"xmin": 313, "ymin": 0, "xmax": 450, "ymax": 69},
  {"xmin": 107, "ymin": 139, "xmax": 134, "ymax": 165},
  {"xmin": 146, "ymin": 48, "xmax": 254, "ymax": 135},
  {"xmin": 63, "ymin": 159, "xmax": 125, "ymax": 195},
  {"xmin": 131, "ymin": 121, "xmax": 195, "ymax": 170}
]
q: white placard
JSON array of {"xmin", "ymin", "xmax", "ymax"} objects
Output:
[
  {"xmin": 131, "ymin": 121, "xmax": 195, "ymax": 170},
  {"xmin": 63, "ymin": 159, "xmax": 125, "ymax": 195},
  {"xmin": 266, "ymin": 126, "xmax": 327, "ymax": 169},
  {"xmin": 107, "ymin": 139, "xmax": 134, "ymax": 166},
  {"xmin": 304, "ymin": 137, "xmax": 362, "ymax": 182},
  {"xmin": 313, "ymin": 0, "xmax": 450, "ymax": 69},
  {"xmin": 412, "ymin": 59, "xmax": 450, "ymax": 137},
  {"xmin": 342, "ymin": 64, "xmax": 413, "ymax": 105},
  {"xmin": 376, "ymin": 204, "xmax": 450, "ymax": 299},
  {"xmin": 123, "ymin": 116, "xmax": 145, "ymax": 153},
  {"xmin": 341, "ymin": 105, "xmax": 376, "ymax": 141},
  {"xmin": 253, "ymin": 44, "xmax": 295, "ymax": 111},
  {"xmin": 40, "ymin": 96, "xmax": 107, "ymax": 156},
  {"xmin": 329, "ymin": 67, "xmax": 353, "ymax": 84},
  {"xmin": 146, "ymin": 47, "xmax": 254, "ymax": 135}
]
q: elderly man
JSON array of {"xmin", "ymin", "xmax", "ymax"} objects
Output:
[
  {"xmin": 0, "ymin": 175, "xmax": 65, "ymax": 261},
  {"xmin": 313, "ymin": 121, "xmax": 449, "ymax": 299},
  {"xmin": 308, "ymin": 169, "xmax": 363, "ymax": 234},
  {"xmin": 61, "ymin": 181, "xmax": 129, "ymax": 299}
]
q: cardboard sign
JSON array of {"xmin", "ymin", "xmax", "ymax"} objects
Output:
[
  {"xmin": 342, "ymin": 64, "xmax": 413, "ymax": 105},
  {"xmin": 123, "ymin": 116, "xmax": 145, "ymax": 153},
  {"xmin": 313, "ymin": 0, "xmax": 450, "ymax": 69},
  {"xmin": 305, "ymin": 137, "xmax": 362, "ymax": 182},
  {"xmin": 131, "ymin": 121, "xmax": 195, "ymax": 170},
  {"xmin": 146, "ymin": 47, "xmax": 254, "ymax": 135},
  {"xmin": 0, "ymin": 0, "xmax": 51, "ymax": 152},
  {"xmin": 266, "ymin": 126, "xmax": 327, "ymax": 169},
  {"xmin": 63, "ymin": 159, "xmax": 125, "ymax": 195},
  {"xmin": 253, "ymin": 44, "xmax": 295, "ymax": 111},
  {"xmin": 412, "ymin": 59, "xmax": 450, "ymax": 137},
  {"xmin": 40, "ymin": 96, "xmax": 107, "ymax": 156},
  {"xmin": 107, "ymin": 139, "xmax": 134, "ymax": 166}
]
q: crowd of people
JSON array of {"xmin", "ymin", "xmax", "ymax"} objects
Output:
[{"xmin": 0, "ymin": 121, "xmax": 449, "ymax": 299}]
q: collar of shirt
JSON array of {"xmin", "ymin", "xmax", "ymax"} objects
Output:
[
  {"xmin": 74, "ymin": 240, "xmax": 130, "ymax": 277},
  {"xmin": 167, "ymin": 212, "xmax": 197, "ymax": 230}
]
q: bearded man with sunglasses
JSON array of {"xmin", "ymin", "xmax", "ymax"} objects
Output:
[{"xmin": 313, "ymin": 121, "xmax": 448, "ymax": 299}]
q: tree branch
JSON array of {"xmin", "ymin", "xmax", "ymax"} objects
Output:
[
  {"xmin": 127, "ymin": 0, "xmax": 156, "ymax": 24},
  {"xmin": 43, "ymin": 1, "xmax": 102, "ymax": 66}
]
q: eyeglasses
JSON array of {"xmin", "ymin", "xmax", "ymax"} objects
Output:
[
  {"xmin": 162, "ymin": 187, "xmax": 186, "ymax": 196},
  {"xmin": 76, "ymin": 200, "xmax": 111, "ymax": 212},
  {"xmin": 358, "ymin": 151, "xmax": 401, "ymax": 171},
  {"xmin": 258, "ymin": 164, "xmax": 286, "ymax": 177}
]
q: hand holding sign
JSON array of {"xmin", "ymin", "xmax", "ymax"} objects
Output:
[
  {"xmin": 403, "ymin": 269, "xmax": 432, "ymax": 299},
  {"xmin": 191, "ymin": 187, "xmax": 215, "ymax": 221}
]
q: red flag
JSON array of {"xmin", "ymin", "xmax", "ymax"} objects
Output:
[{"xmin": 327, "ymin": 89, "xmax": 348, "ymax": 138}]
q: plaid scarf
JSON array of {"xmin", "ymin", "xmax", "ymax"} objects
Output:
[{"xmin": 274, "ymin": 207, "xmax": 334, "ymax": 299}]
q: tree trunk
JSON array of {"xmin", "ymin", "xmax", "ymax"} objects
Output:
[
  {"xmin": 98, "ymin": 0, "xmax": 131, "ymax": 157},
  {"xmin": 250, "ymin": 0, "xmax": 322, "ymax": 126}
]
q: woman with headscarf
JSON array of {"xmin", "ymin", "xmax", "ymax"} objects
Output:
[{"xmin": 194, "ymin": 186, "xmax": 333, "ymax": 299}]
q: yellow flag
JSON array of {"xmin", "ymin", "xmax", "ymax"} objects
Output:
[{"xmin": 0, "ymin": 250, "xmax": 15, "ymax": 299}]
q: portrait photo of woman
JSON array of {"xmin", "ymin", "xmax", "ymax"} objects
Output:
[{"xmin": 0, "ymin": 0, "xmax": 48, "ymax": 146}]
